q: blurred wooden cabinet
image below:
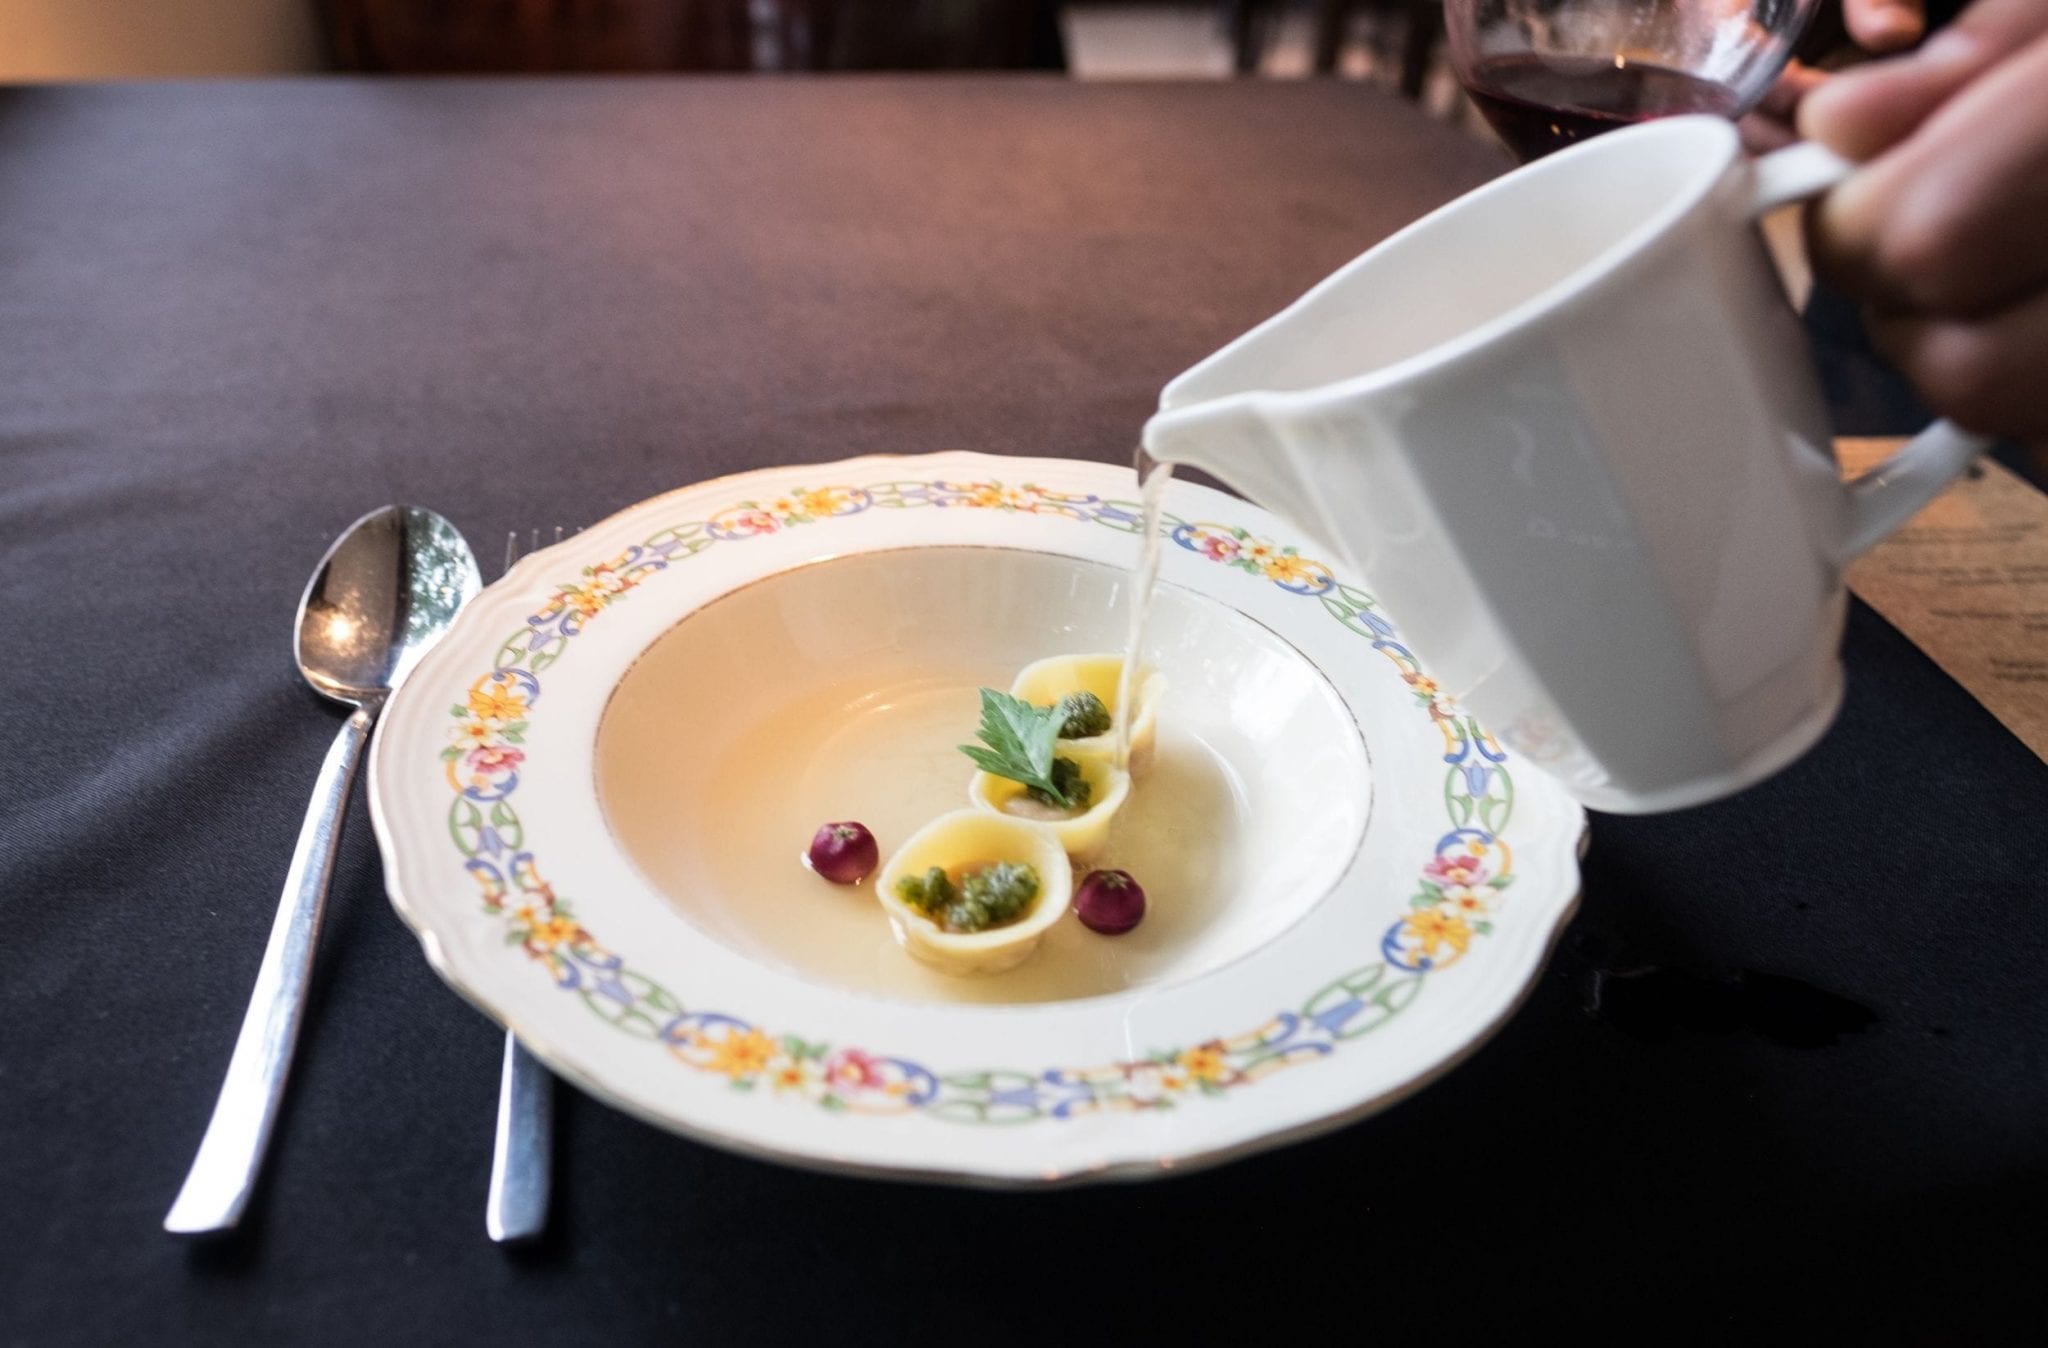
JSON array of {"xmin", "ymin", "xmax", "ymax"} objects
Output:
[{"xmin": 315, "ymin": 0, "xmax": 1066, "ymax": 73}]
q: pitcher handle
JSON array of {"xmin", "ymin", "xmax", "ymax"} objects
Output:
[{"xmin": 1747, "ymin": 140, "xmax": 1991, "ymax": 564}]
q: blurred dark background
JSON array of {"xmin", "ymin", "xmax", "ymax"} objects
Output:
[
  {"xmin": 0, "ymin": 2, "xmax": 1460, "ymax": 84},
  {"xmin": 315, "ymin": 0, "xmax": 1070, "ymax": 74},
  {"xmin": 1, "ymin": 3, "xmax": 1892, "ymax": 100}
]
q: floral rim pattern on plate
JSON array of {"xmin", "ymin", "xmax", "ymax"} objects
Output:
[{"xmin": 438, "ymin": 478, "xmax": 1516, "ymax": 1124}]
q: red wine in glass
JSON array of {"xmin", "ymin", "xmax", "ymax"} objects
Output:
[{"xmin": 1464, "ymin": 53, "xmax": 1745, "ymax": 161}]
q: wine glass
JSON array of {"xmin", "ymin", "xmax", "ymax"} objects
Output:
[{"xmin": 1445, "ymin": 0, "xmax": 1822, "ymax": 161}]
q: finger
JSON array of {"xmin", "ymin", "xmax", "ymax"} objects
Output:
[
  {"xmin": 1809, "ymin": 29, "xmax": 2048, "ymax": 316},
  {"xmin": 1844, "ymin": 0, "xmax": 1926, "ymax": 54},
  {"xmin": 1801, "ymin": 0, "xmax": 2048, "ymax": 160},
  {"xmin": 1866, "ymin": 286, "xmax": 2048, "ymax": 440}
]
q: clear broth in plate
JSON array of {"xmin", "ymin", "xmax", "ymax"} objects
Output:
[{"xmin": 685, "ymin": 663, "xmax": 1248, "ymax": 1005}]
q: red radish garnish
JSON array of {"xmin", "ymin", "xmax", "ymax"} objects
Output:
[
  {"xmin": 806, "ymin": 822, "xmax": 878, "ymax": 885},
  {"xmin": 1076, "ymin": 869, "xmax": 1145, "ymax": 935}
]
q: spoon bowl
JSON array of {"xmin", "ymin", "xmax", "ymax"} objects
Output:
[{"xmin": 298, "ymin": 507, "xmax": 481, "ymax": 706}]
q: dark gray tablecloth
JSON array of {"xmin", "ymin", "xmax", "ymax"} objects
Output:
[{"xmin": 2, "ymin": 79, "xmax": 2041, "ymax": 1343}]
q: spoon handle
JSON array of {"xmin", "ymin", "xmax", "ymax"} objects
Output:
[
  {"xmin": 486, "ymin": 1034, "xmax": 554, "ymax": 1243},
  {"xmin": 165, "ymin": 706, "xmax": 373, "ymax": 1235}
]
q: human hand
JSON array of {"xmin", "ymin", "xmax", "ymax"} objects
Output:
[
  {"xmin": 1800, "ymin": 0, "xmax": 2048, "ymax": 441},
  {"xmin": 1739, "ymin": 0, "xmax": 1927, "ymax": 153}
]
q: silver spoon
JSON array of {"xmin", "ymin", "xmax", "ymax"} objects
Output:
[{"xmin": 165, "ymin": 506, "xmax": 479, "ymax": 1236}]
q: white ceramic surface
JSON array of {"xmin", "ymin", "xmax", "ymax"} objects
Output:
[
  {"xmin": 368, "ymin": 452, "xmax": 1586, "ymax": 1184},
  {"xmin": 1143, "ymin": 118, "xmax": 1984, "ymax": 813}
]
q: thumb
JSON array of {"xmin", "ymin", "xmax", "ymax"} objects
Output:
[{"xmin": 1802, "ymin": 0, "xmax": 2048, "ymax": 160}]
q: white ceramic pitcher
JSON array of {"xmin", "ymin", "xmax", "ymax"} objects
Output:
[{"xmin": 1142, "ymin": 116, "xmax": 1985, "ymax": 814}]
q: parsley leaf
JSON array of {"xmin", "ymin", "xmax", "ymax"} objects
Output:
[
  {"xmin": 959, "ymin": 687, "xmax": 1081, "ymax": 809},
  {"xmin": 1028, "ymin": 756, "xmax": 1091, "ymax": 810}
]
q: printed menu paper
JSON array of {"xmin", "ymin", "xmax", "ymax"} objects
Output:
[{"xmin": 1838, "ymin": 437, "xmax": 2048, "ymax": 763}]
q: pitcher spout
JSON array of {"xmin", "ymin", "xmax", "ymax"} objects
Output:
[{"xmin": 1140, "ymin": 394, "xmax": 1346, "ymax": 561}]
